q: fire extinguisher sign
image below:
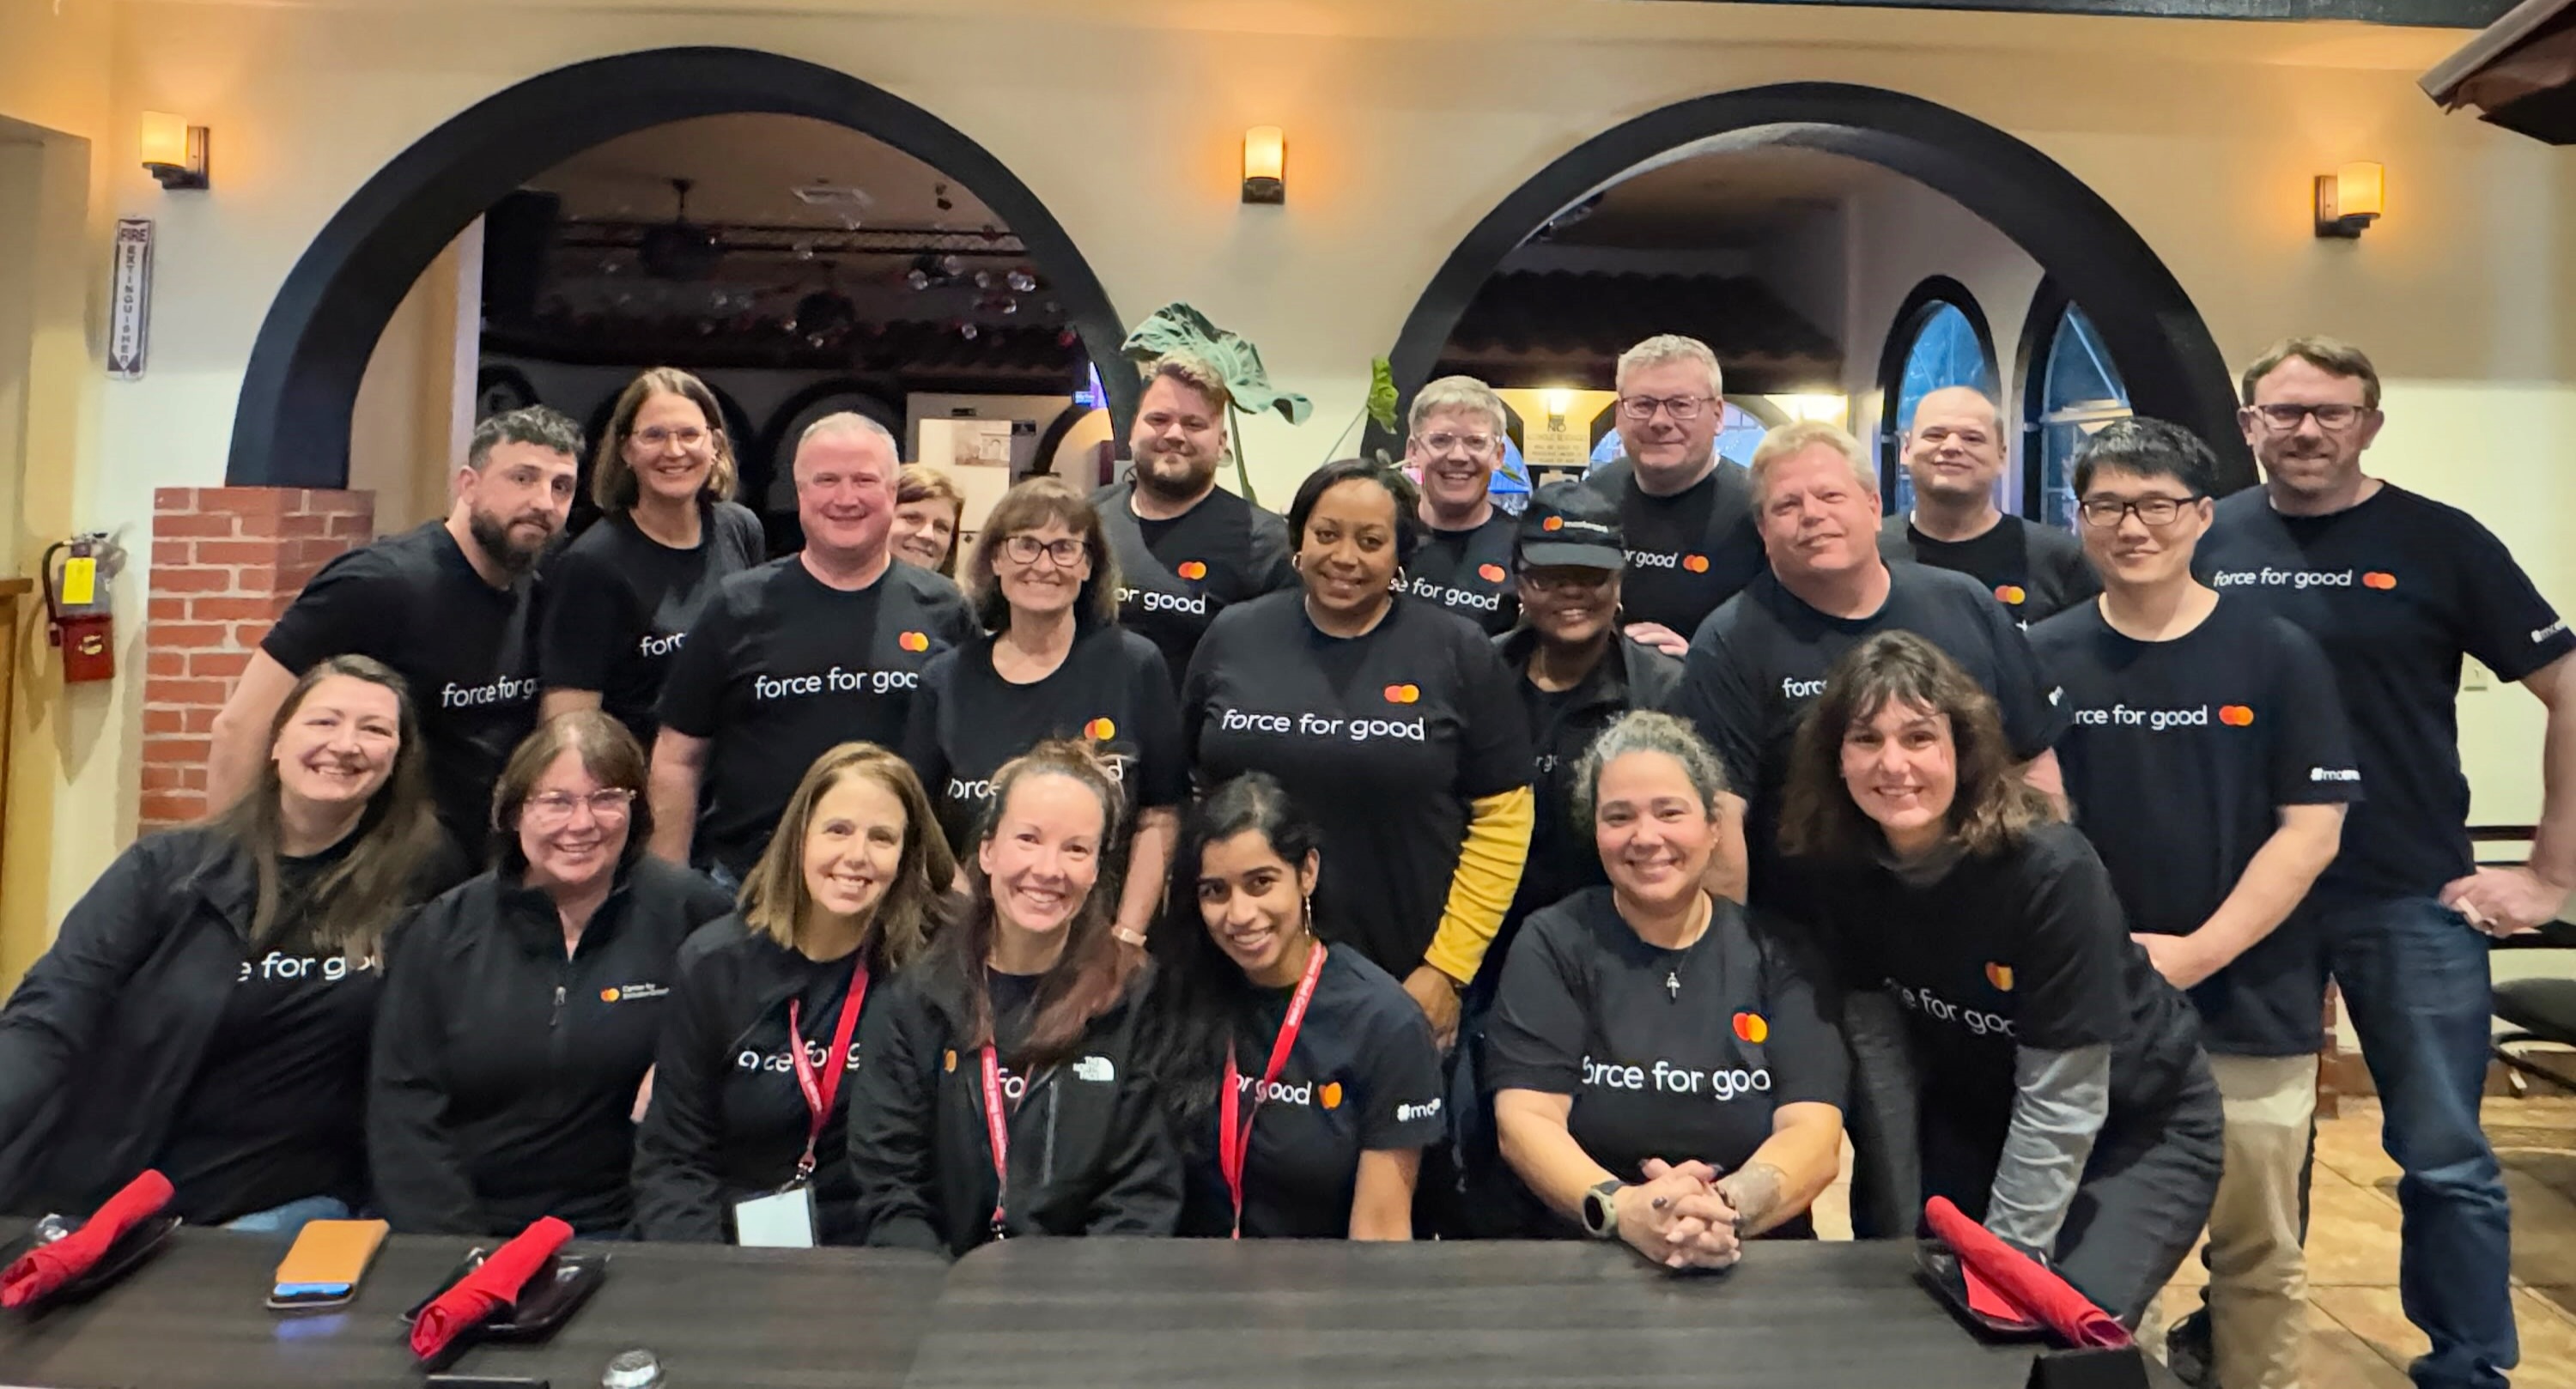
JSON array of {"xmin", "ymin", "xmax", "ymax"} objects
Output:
[{"xmin": 109, "ymin": 218, "xmax": 154, "ymax": 380}]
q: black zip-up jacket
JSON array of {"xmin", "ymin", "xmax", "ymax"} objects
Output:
[
  {"xmin": 846, "ymin": 968, "xmax": 1180, "ymax": 1257},
  {"xmin": 631, "ymin": 916, "xmax": 878, "ymax": 1244},
  {"xmin": 369, "ymin": 857, "xmax": 732, "ymax": 1235},
  {"xmin": 0, "ymin": 828, "xmax": 462, "ymax": 1216}
]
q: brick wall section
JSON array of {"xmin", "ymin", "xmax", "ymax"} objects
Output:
[{"xmin": 143, "ymin": 488, "xmax": 374, "ymax": 828}]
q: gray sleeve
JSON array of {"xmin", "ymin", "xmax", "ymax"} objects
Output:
[
  {"xmin": 1984, "ymin": 1042, "xmax": 2111, "ymax": 1258},
  {"xmin": 1840, "ymin": 989, "xmax": 1922, "ymax": 1240}
]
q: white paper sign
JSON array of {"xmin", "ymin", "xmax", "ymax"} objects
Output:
[{"xmin": 108, "ymin": 219, "xmax": 153, "ymax": 379}]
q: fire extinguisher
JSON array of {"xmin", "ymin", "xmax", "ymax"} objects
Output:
[{"xmin": 42, "ymin": 532, "xmax": 121, "ymax": 684}]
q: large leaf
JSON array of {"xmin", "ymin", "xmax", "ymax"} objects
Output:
[
  {"xmin": 1364, "ymin": 357, "xmax": 1398, "ymax": 435},
  {"xmin": 1121, "ymin": 302, "xmax": 1311, "ymax": 427}
]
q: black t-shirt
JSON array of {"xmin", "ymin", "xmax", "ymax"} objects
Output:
[
  {"xmin": 1178, "ymin": 947, "xmax": 1446, "ymax": 1239},
  {"xmin": 1588, "ymin": 458, "xmax": 1765, "ymax": 638},
  {"xmin": 538, "ymin": 502, "xmax": 764, "ymax": 745},
  {"xmin": 1094, "ymin": 479, "xmax": 1297, "ymax": 692},
  {"xmin": 157, "ymin": 846, "xmax": 379, "ymax": 1224},
  {"xmin": 2200, "ymin": 484, "xmax": 2576, "ymax": 899},
  {"xmin": 1878, "ymin": 514, "xmax": 2099, "ymax": 628},
  {"xmin": 714, "ymin": 949, "xmax": 870, "ymax": 1244},
  {"xmin": 1812, "ymin": 823, "xmax": 2202, "ymax": 1175},
  {"xmin": 1184, "ymin": 592, "xmax": 1533, "ymax": 977},
  {"xmin": 901, "ymin": 625, "xmax": 1186, "ymax": 852},
  {"xmin": 1403, "ymin": 511, "xmax": 1519, "ymax": 635},
  {"xmin": 657, "ymin": 557, "xmax": 976, "ymax": 877},
  {"xmin": 2031, "ymin": 596, "xmax": 2360, "ymax": 1055},
  {"xmin": 1485, "ymin": 889, "xmax": 1846, "ymax": 1239},
  {"xmin": 260, "ymin": 521, "xmax": 538, "ymax": 845},
  {"xmin": 1669, "ymin": 562, "xmax": 2069, "ymax": 901}
]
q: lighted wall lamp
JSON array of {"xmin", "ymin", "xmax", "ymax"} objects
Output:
[
  {"xmin": 1544, "ymin": 389, "xmax": 1571, "ymax": 428},
  {"xmin": 2315, "ymin": 161, "xmax": 2382, "ymax": 239},
  {"xmin": 1242, "ymin": 126, "xmax": 1285, "ymax": 205},
  {"xmin": 141, "ymin": 112, "xmax": 209, "ymax": 191}
]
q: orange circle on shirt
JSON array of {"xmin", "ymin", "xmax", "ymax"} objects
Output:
[
  {"xmin": 1984, "ymin": 962, "xmax": 2016, "ymax": 992},
  {"xmin": 1318, "ymin": 1083, "xmax": 1344, "ymax": 1110},
  {"xmin": 1541, "ymin": 515, "xmax": 1564, "ymax": 531},
  {"xmin": 1381, "ymin": 683, "xmax": 1420, "ymax": 704},
  {"xmin": 2363, "ymin": 571, "xmax": 2397, "ymax": 590},
  {"xmin": 2219, "ymin": 705, "xmax": 2255, "ymax": 726},
  {"xmin": 1478, "ymin": 563, "xmax": 1507, "ymax": 583},
  {"xmin": 899, "ymin": 631, "xmax": 930, "ymax": 652},
  {"xmin": 1733, "ymin": 1012, "xmax": 1769, "ymax": 1044},
  {"xmin": 1995, "ymin": 585, "xmax": 2027, "ymax": 605},
  {"xmin": 1682, "ymin": 555, "xmax": 1710, "ymax": 574},
  {"xmin": 1177, "ymin": 561, "xmax": 1209, "ymax": 580}
]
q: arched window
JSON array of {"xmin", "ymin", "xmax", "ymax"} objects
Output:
[
  {"xmin": 2020, "ymin": 282, "xmax": 2133, "ymax": 529},
  {"xmin": 1877, "ymin": 277, "xmax": 1998, "ymax": 514}
]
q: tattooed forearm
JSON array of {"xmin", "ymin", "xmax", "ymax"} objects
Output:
[{"xmin": 1715, "ymin": 1162, "xmax": 1788, "ymax": 1236}]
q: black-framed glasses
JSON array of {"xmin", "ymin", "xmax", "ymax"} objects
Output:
[
  {"xmin": 2077, "ymin": 495, "xmax": 2204, "ymax": 529},
  {"xmin": 1618, "ymin": 394, "xmax": 1713, "ymax": 422},
  {"xmin": 2245, "ymin": 403, "xmax": 2369, "ymax": 433},
  {"xmin": 1001, "ymin": 535, "xmax": 1086, "ymax": 567}
]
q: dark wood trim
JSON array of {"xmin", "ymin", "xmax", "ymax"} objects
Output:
[
  {"xmin": 1874, "ymin": 275, "xmax": 2000, "ymax": 510},
  {"xmin": 2015, "ymin": 278, "xmax": 2075, "ymax": 519},
  {"xmin": 226, "ymin": 46, "xmax": 1130, "ymax": 488}
]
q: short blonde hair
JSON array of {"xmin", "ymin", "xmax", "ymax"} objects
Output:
[
  {"xmin": 1407, "ymin": 374, "xmax": 1508, "ymax": 438},
  {"xmin": 1749, "ymin": 421, "xmax": 1874, "ymax": 506},
  {"xmin": 1614, "ymin": 334, "xmax": 1723, "ymax": 401},
  {"xmin": 1143, "ymin": 354, "xmax": 1232, "ymax": 414}
]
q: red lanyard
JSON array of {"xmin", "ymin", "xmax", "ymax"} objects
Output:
[
  {"xmin": 784, "ymin": 957, "xmax": 870, "ymax": 1180},
  {"xmin": 1217, "ymin": 943, "xmax": 1327, "ymax": 1239},
  {"xmin": 977, "ymin": 1046, "xmax": 1014, "ymax": 1240}
]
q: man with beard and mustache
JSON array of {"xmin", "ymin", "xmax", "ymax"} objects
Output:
[
  {"xmin": 1093, "ymin": 355, "xmax": 1297, "ymax": 689},
  {"xmin": 210, "ymin": 406, "xmax": 581, "ymax": 850},
  {"xmin": 1877, "ymin": 385, "xmax": 2095, "ymax": 628},
  {"xmin": 2195, "ymin": 337, "xmax": 2575, "ymax": 1389}
]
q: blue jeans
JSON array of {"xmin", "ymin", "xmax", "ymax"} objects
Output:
[
  {"xmin": 224, "ymin": 1195, "xmax": 351, "ymax": 1237},
  {"xmin": 2324, "ymin": 892, "xmax": 2517, "ymax": 1389}
]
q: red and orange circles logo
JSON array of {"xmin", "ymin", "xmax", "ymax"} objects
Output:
[
  {"xmin": 2362, "ymin": 571, "xmax": 2397, "ymax": 590},
  {"xmin": 1318, "ymin": 1083, "xmax": 1345, "ymax": 1110},
  {"xmin": 898, "ymin": 631, "xmax": 930, "ymax": 652},
  {"xmin": 1984, "ymin": 962, "xmax": 2015, "ymax": 992},
  {"xmin": 1996, "ymin": 585, "xmax": 2027, "ymax": 605},
  {"xmin": 1382, "ymin": 683, "xmax": 1421, "ymax": 704},
  {"xmin": 1176, "ymin": 561, "xmax": 1208, "ymax": 580},
  {"xmin": 1541, "ymin": 515, "xmax": 1564, "ymax": 531},
  {"xmin": 1084, "ymin": 718, "xmax": 1116, "ymax": 741},
  {"xmin": 1682, "ymin": 555, "xmax": 1710, "ymax": 573},
  {"xmin": 599, "ymin": 987, "xmax": 622, "ymax": 1003},
  {"xmin": 1477, "ymin": 563, "xmax": 1507, "ymax": 583},
  {"xmin": 2218, "ymin": 705, "xmax": 2255, "ymax": 726},
  {"xmin": 1732, "ymin": 1012, "xmax": 1769, "ymax": 1044}
]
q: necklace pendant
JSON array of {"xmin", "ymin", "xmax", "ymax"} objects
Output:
[{"xmin": 1665, "ymin": 970, "xmax": 1680, "ymax": 1000}]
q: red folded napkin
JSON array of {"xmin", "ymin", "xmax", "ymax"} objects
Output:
[
  {"xmin": 408, "ymin": 1217, "xmax": 574, "ymax": 1362},
  {"xmin": 0, "ymin": 1169, "xmax": 175, "ymax": 1309},
  {"xmin": 1925, "ymin": 1197, "xmax": 2131, "ymax": 1350}
]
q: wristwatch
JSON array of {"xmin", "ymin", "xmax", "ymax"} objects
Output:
[{"xmin": 1581, "ymin": 1178, "xmax": 1625, "ymax": 1239}]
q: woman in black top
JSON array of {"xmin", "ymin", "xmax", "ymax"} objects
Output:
[
  {"xmin": 0, "ymin": 655, "xmax": 453, "ymax": 1231},
  {"xmin": 1779, "ymin": 631, "xmax": 2220, "ymax": 1324},
  {"xmin": 1489, "ymin": 712, "xmax": 1846, "ymax": 1267},
  {"xmin": 848, "ymin": 741, "xmax": 1179, "ymax": 1255},
  {"xmin": 371, "ymin": 712, "xmax": 734, "ymax": 1235},
  {"xmin": 540, "ymin": 367, "xmax": 765, "ymax": 745},
  {"xmin": 1137, "ymin": 773, "xmax": 1445, "ymax": 1239},
  {"xmin": 633, "ymin": 743, "xmax": 956, "ymax": 1245},
  {"xmin": 902, "ymin": 476, "xmax": 1184, "ymax": 943},
  {"xmin": 1182, "ymin": 458, "xmax": 1534, "ymax": 1049}
]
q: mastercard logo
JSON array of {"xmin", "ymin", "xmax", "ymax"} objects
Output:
[
  {"xmin": 1541, "ymin": 515, "xmax": 1564, "ymax": 531},
  {"xmin": 1318, "ymin": 1082, "xmax": 1344, "ymax": 1110},
  {"xmin": 1732, "ymin": 1012, "xmax": 1769, "ymax": 1044},
  {"xmin": 2362, "ymin": 571, "xmax": 2397, "ymax": 591},
  {"xmin": 2218, "ymin": 705, "xmax": 2255, "ymax": 727},
  {"xmin": 942, "ymin": 1049, "xmax": 957, "ymax": 1073},
  {"xmin": 1383, "ymin": 683, "xmax": 1420, "ymax": 704},
  {"xmin": 1084, "ymin": 717, "xmax": 1116, "ymax": 741},
  {"xmin": 898, "ymin": 631, "xmax": 930, "ymax": 652},
  {"xmin": 1682, "ymin": 554, "xmax": 1710, "ymax": 574},
  {"xmin": 1477, "ymin": 563, "xmax": 1507, "ymax": 583},
  {"xmin": 1984, "ymin": 962, "xmax": 2015, "ymax": 992},
  {"xmin": 599, "ymin": 987, "xmax": 622, "ymax": 1003},
  {"xmin": 1176, "ymin": 561, "xmax": 1208, "ymax": 580},
  {"xmin": 1995, "ymin": 585, "xmax": 2027, "ymax": 605}
]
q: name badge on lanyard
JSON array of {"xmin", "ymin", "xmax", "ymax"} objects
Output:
[
  {"xmin": 1218, "ymin": 943, "xmax": 1327, "ymax": 1240},
  {"xmin": 732, "ymin": 957, "xmax": 870, "ymax": 1249},
  {"xmin": 979, "ymin": 1046, "xmax": 1014, "ymax": 1241}
]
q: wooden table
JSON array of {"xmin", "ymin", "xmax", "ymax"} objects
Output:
[
  {"xmin": 0, "ymin": 1224, "xmax": 948, "ymax": 1388},
  {"xmin": 903, "ymin": 1237, "xmax": 2157, "ymax": 1389}
]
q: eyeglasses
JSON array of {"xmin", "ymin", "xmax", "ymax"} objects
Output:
[
  {"xmin": 1618, "ymin": 394, "xmax": 1713, "ymax": 422},
  {"xmin": 1001, "ymin": 535, "xmax": 1086, "ymax": 567},
  {"xmin": 2245, "ymin": 403, "xmax": 2368, "ymax": 433},
  {"xmin": 2077, "ymin": 495, "xmax": 2204, "ymax": 529},
  {"xmin": 1517, "ymin": 567, "xmax": 1616, "ymax": 596},
  {"xmin": 523, "ymin": 789, "xmax": 635, "ymax": 824},
  {"xmin": 1414, "ymin": 431, "xmax": 1498, "ymax": 457},
  {"xmin": 634, "ymin": 425, "xmax": 712, "ymax": 450}
]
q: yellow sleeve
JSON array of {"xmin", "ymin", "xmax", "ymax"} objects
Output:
[{"xmin": 1420, "ymin": 785, "xmax": 1536, "ymax": 985}]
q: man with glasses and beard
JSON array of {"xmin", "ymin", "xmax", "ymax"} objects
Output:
[
  {"xmin": 210, "ymin": 406, "xmax": 582, "ymax": 850},
  {"xmin": 1584, "ymin": 334, "xmax": 1767, "ymax": 657},
  {"xmin": 1094, "ymin": 355, "xmax": 1298, "ymax": 689}
]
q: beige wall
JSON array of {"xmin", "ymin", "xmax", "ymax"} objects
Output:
[
  {"xmin": 348, "ymin": 223, "xmax": 481, "ymax": 537},
  {"xmin": 10, "ymin": 0, "xmax": 2575, "ymax": 940}
]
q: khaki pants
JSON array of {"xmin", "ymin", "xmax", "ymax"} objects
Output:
[{"xmin": 2204, "ymin": 1053, "xmax": 2318, "ymax": 1389}]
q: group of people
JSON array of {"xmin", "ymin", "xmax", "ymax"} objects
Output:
[{"xmin": 0, "ymin": 329, "xmax": 2563, "ymax": 1389}]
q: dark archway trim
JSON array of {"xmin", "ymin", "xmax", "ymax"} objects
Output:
[
  {"xmin": 2016, "ymin": 276, "xmax": 2076, "ymax": 519},
  {"xmin": 227, "ymin": 46, "xmax": 1131, "ymax": 488},
  {"xmin": 1872, "ymin": 274, "xmax": 2000, "ymax": 507},
  {"xmin": 1376, "ymin": 82, "xmax": 2250, "ymax": 493}
]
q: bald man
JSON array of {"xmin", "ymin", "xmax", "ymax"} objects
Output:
[{"xmin": 1877, "ymin": 385, "xmax": 2096, "ymax": 627}]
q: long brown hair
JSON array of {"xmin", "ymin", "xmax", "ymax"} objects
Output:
[
  {"xmin": 896, "ymin": 464, "xmax": 967, "ymax": 578},
  {"xmin": 927, "ymin": 740, "xmax": 1140, "ymax": 1068},
  {"xmin": 489, "ymin": 711, "xmax": 653, "ymax": 877},
  {"xmin": 1777, "ymin": 630, "xmax": 2055, "ymax": 861},
  {"xmin": 740, "ymin": 742, "xmax": 954, "ymax": 972},
  {"xmin": 963, "ymin": 476, "xmax": 1121, "ymax": 632},
  {"xmin": 207, "ymin": 654, "xmax": 445, "ymax": 955},
  {"xmin": 590, "ymin": 367, "xmax": 739, "ymax": 513}
]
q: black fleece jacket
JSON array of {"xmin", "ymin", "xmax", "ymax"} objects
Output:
[
  {"xmin": 846, "ymin": 966, "xmax": 1180, "ymax": 1257},
  {"xmin": 368, "ymin": 856, "xmax": 733, "ymax": 1235}
]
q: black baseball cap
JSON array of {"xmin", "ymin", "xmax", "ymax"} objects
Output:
[{"xmin": 1515, "ymin": 480, "xmax": 1625, "ymax": 570}]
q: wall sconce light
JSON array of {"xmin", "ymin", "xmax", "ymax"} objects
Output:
[
  {"xmin": 2315, "ymin": 161, "xmax": 2382, "ymax": 239},
  {"xmin": 141, "ymin": 112, "xmax": 209, "ymax": 191},
  {"xmin": 1242, "ymin": 126, "xmax": 1285, "ymax": 205},
  {"xmin": 1775, "ymin": 393, "xmax": 1849, "ymax": 426},
  {"xmin": 1544, "ymin": 388, "xmax": 1571, "ymax": 428}
]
